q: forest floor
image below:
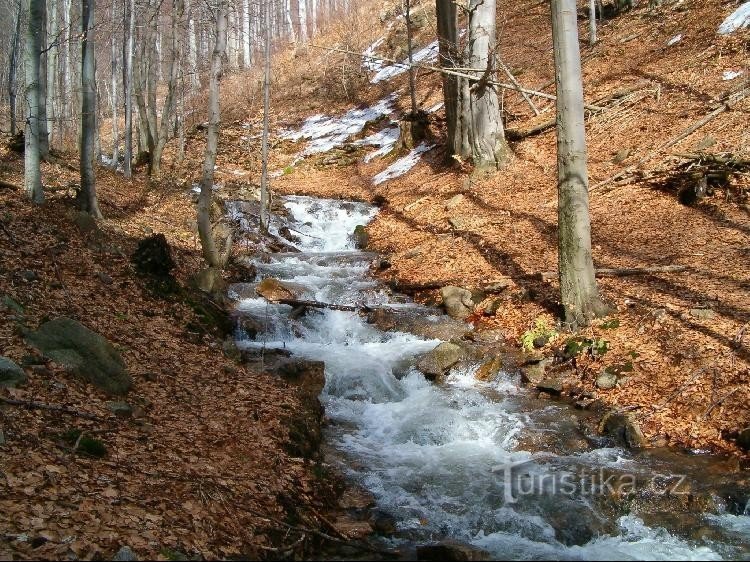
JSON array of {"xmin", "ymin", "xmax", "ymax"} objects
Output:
[
  {"xmin": 0, "ymin": 148, "xmax": 342, "ymax": 560},
  {"xmin": 207, "ymin": 0, "xmax": 749, "ymax": 456}
]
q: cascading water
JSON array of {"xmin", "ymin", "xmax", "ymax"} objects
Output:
[{"xmin": 231, "ymin": 196, "xmax": 750, "ymax": 560}]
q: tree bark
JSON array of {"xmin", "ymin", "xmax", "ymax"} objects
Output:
[
  {"xmin": 123, "ymin": 0, "xmax": 135, "ymax": 177},
  {"xmin": 9, "ymin": 0, "xmax": 22, "ymax": 136},
  {"xmin": 38, "ymin": 3, "xmax": 49, "ymax": 158},
  {"xmin": 589, "ymin": 0, "xmax": 596, "ymax": 45},
  {"xmin": 551, "ymin": 0, "xmax": 608, "ymax": 328},
  {"xmin": 197, "ymin": 0, "xmax": 231, "ymax": 269},
  {"xmin": 259, "ymin": 0, "xmax": 272, "ymax": 233},
  {"xmin": 24, "ymin": 0, "xmax": 45, "ymax": 204},
  {"xmin": 47, "ymin": 0, "xmax": 59, "ymax": 146},
  {"xmin": 404, "ymin": 0, "xmax": 417, "ymax": 115},
  {"xmin": 78, "ymin": 0, "xmax": 102, "ymax": 218},
  {"xmin": 110, "ymin": 0, "xmax": 119, "ymax": 166},
  {"xmin": 468, "ymin": 0, "xmax": 508, "ymax": 170}
]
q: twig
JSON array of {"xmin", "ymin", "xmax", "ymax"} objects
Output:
[
  {"xmin": 499, "ymin": 60, "xmax": 540, "ymax": 115},
  {"xmin": 0, "ymin": 396, "xmax": 108, "ymax": 421}
]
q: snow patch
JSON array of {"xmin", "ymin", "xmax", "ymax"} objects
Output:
[
  {"xmin": 354, "ymin": 123, "xmax": 401, "ymax": 163},
  {"xmin": 371, "ymin": 40, "xmax": 439, "ymax": 84},
  {"xmin": 362, "ymin": 37, "xmax": 386, "ymax": 73},
  {"xmin": 722, "ymin": 70, "xmax": 744, "ymax": 81},
  {"xmin": 373, "ymin": 142, "xmax": 434, "ymax": 185},
  {"xmin": 718, "ymin": 2, "xmax": 750, "ymax": 34},
  {"xmin": 666, "ymin": 33, "xmax": 682, "ymax": 46},
  {"xmin": 279, "ymin": 94, "xmax": 397, "ymax": 156}
]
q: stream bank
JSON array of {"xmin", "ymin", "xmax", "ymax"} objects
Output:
[{"xmin": 228, "ymin": 194, "xmax": 750, "ymax": 560}]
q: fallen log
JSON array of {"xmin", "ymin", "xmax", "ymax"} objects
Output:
[
  {"xmin": 0, "ymin": 396, "xmax": 108, "ymax": 421},
  {"xmin": 275, "ymin": 298, "xmax": 374, "ymax": 312},
  {"xmin": 0, "ymin": 180, "xmax": 20, "ymax": 190},
  {"xmin": 538, "ymin": 265, "xmax": 689, "ymax": 282}
]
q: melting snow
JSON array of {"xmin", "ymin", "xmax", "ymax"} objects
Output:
[
  {"xmin": 362, "ymin": 37, "xmax": 386, "ymax": 73},
  {"xmin": 279, "ymin": 94, "xmax": 397, "ymax": 156},
  {"xmin": 718, "ymin": 2, "xmax": 750, "ymax": 34},
  {"xmin": 354, "ymin": 123, "xmax": 401, "ymax": 163},
  {"xmin": 373, "ymin": 142, "xmax": 434, "ymax": 185},
  {"xmin": 371, "ymin": 40, "xmax": 439, "ymax": 84},
  {"xmin": 723, "ymin": 70, "xmax": 744, "ymax": 81},
  {"xmin": 666, "ymin": 33, "xmax": 682, "ymax": 46}
]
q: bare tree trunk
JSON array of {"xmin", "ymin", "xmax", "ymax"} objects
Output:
[
  {"xmin": 197, "ymin": 0, "xmax": 231, "ymax": 270},
  {"xmin": 468, "ymin": 0, "xmax": 508, "ymax": 170},
  {"xmin": 123, "ymin": 0, "xmax": 134, "ymax": 176},
  {"xmin": 78, "ymin": 0, "xmax": 101, "ymax": 217},
  {"xmin": 62, "ymin": 0, "xmax": 72, "ymax": 139},
  {"xmin": 187, "ymin": 0, "xmax": 200, "ymax": 87},
  {"xmin": 25, "ymin": 0, "xmax": 45, "ymax": 204},
  {"xmin": 436, "ymin": 0, "xmax": 470, "ymax": 159},
  {"xmin": 110, "ymin": 0, "xmax": 119, "ymax": 166},
  {"xmin": 47, "ymin": 0, "xmax": 59, "ymax": 146},
  {"xmin": 9, "ymin": 0, "xmax": 22, "ymax": 136},
  {"xmin": 404, "ymin": 0, "xmax": 417, "ymax": 115},
  {"xmin": 551, "ymin": 0, "xmax": 608, "ymax": 328},
  {"xmin": 151, "ymin": 0, "xmax": 184, "ymax": 176},
  {"xmin": 38, "ymin": 3, "xmax": 49, "ymax": 158},
  {"xmin": 259, "ymin": 0, "xmax": 271, "ymax": 233},
  {"xmin": 589, "ymin": 0, "xmax": 596, "ymax": 45}
]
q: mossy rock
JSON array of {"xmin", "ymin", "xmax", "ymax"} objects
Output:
[
  {"xmin": 25, "ymin": 317, "xmax": 131, "ymax": 395},
  {"xmin": 0, "ymin": 357, "xmax": 27, "ymax": 388}
]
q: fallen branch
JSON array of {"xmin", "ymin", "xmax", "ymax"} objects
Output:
[
  {"xmin": 0, "ymin": 180, "xmax": 21, "ymax": 190},
  {"xmin": 591, "ymin": 85, "xmax": 749, "ymax": 191},
  {"xmin": 538, "ymin": 265, "xmax": 689, "ymax": 282},
  {"xmin": 0, "ymin": 396, "xmax": 108, "ymax": 421},
  {"xmin": 499, "ymin": 60, "xmax": 540, "ymax": 115},
  {"xmin": 275, "ymin": 298, "xmax": 374, "ymax": 312}
]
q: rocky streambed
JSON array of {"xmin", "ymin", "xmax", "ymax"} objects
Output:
[{"xmin": 227, "ymin": 195, "xmax": 750, "ymax": 560}]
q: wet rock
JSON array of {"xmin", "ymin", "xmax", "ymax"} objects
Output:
[
  {"xmin": 351, "ymin": 225, "xmax": 369, "ymax": 249},
  {"xmin": 235, "ymin": 315, "xmax": 263, "ymax": 339},
  {"xmin": 416, "ymin": 540, "xmax": 491, "ymax": 561},
  {"xmin": 338, "ymin": 486, "xmax": 376, "ymax": 510},
  {"xmin": 334, "ymin": 515, "xmax": 372, "ymax": 539},
  {"xmin": 366, "ymin": 308, "xmax": 468, "ymax": 340},
  {"xmin": 475, "ymin": 355, "xmax": 503, "ymax": 381},
  {"xmin": 255, "ymin": 278, "xmax": 306, "ymax": 301},
  {"xmin": 417, "ymin": 342, "xmax": 464, "ymax": 381},
  {"xmin": 369, "ymin": 510, "xmax": 397, "ymax": 536},
  {"xmin": 25, "ymin": 317, "xmax": 131, "ymax": 395},
  {"xmin": 520, "ymin": 357, "xmax": 553, "ymax": 385},
  {"xmin": 441, "ymin": 286, "xmax": 475, "ymax": 320},
  {"xmin": 131, "ymin": 234, "xmax": 175, "ymax": 278},
  {"xmin": 105, "ymin": 401, "xmax": 133, "ymax": 418},
  {"xmin": 596, "ymin": 368, "xmax": 618, "ymax": 390},
  {"xmin": 0, "ymin": 357, "xmax": 27, "ymax": 388},
  {"xmin": 537, "ymin": 378, "xmax": 563, "ymax": 395},
  {"xmin": 737, "ymin": 427, "xmax": 750, "ymax": 451},
  {"xmin": 599, "ymin": 410, "xmax": 647, "ymax": 448},
  {"xmin": 278, "ymin": 226, "xmax": 301, "ymax": 244},
  {"xmin": 273, "ymin": 359, "xmax": 325, "ymax": 396}
]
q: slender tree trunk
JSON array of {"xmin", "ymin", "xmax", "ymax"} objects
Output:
[
  {"xmin": 589, "ymin": 0, "xmax": 596, "ymax": 45},
  {"xmin": 79, "ymin": 0, "xmax": 101, "ymax": 217},
  {"xmin": 468, "ymin": 0, "xmax": 508, "ymax": 170},
  {"xmin": 110, "ymin": 0, "xmax": 119, "ymax": 165},
  {"xmin": 62, "ymin": 0, "xmax": 72, "ymax": 139},
  {"xmin": 404, "ymin": 0, "xmax": 417, "ymax": 115},
  {"xmin": 259, "ymin": 0, "xmax": 271, "ymax": 233},
  {"xmin": 187, "ymin": 0, "xmax": 200, "ymax": 87},
  {"xmin": 47, "ymin": 0, "xmax": 59, "ymax": 146},
  {"xmin": 551, "ymin": 0, "xmax": 608, "ymax": 328},
  {"xmin": 38, "ymin": 3, "xmax": 49, "ymax": 158},
  {"xmin": 9, "ymin": 0, "xmax": 22, "ymax": 136},
  {"xmin": 25, "ymin": 0, "xmax": 45, "ymax": 204},
  {"xmin": 123, "ymin": 0, "xmax": 134, "ymax": 176},
  {"xmin": 198, "ymin": 0, "xmax": 231, "ymax": 269},
  {"xmin": 151, "ymin": 0, "xmax": 184, "ymax": 176}
]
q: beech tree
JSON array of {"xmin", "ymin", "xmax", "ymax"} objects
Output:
[
  {"xmin": 9, "ymin": 0, "xmax": 22, "ymax": 136},
  {"xmin": 78, "ymin": 0, "xmax": 102, "ymax": 217},
  {"xmin": 259, "ymin": 0, "xmax": 271, "ymax": 233},
  {"xmin": 197, "ymin": 0, "xmax": 233, "ymax": 284},
  {"xmin": 551, "ymin": 0, "xmax": 609, "ymax": 327},
  {"xmin": 24, "ymin": 0, "xmax": 45, "ymax": 204}
]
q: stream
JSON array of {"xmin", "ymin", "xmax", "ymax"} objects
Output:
[{"xmin": 229, "ymin": 195, "xmax": 750, "ymax": 560}]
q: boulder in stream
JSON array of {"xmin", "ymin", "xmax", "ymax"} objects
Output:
[
  {"xmin": 417, "ymin": 342, "xmax": 465, "ymax": 382},
  {"xmin": 351, "ymin": 225, "xmax": 369, "ymax": 249},
  {"xmin": 255, "ymin": 278, "xmax": 306, "ymax": 302},
  {"xmin": 599, "ymin": 410, "xmax": 647, "ymax": 449},
  {"xmin": 416, "ymin": 540, "xmax": 491, "ymax": 561}
]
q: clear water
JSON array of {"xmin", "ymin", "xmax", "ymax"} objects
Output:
[{"xmin": 231, "ymin": 196, "xmax": 750, "ymax": 560}]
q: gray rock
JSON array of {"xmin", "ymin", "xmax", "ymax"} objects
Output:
[
  {"xmin": 520, "ymin": 357, "xmax": 553, "ymax": 385},
  {"xmin": 25, "ymin": 317, "xmax": 131, "ymax": 395},
  {"xmin": 737, "ymin": 427, "xmax": 750, "ymax": 451},
  {"xmin": 0, "ymin": 357, "xmax": 27, "ymax": 388},
  {"xmin": 106, "ymin": 401, "xmax": 133, "ymax": 418},
  {"xmin": 537, "ymin": 378, "xmax": 563, "ymax": 395},
  {"xmin": 352, "ymin": 225, "xmax": 369, "ymax": 249},
  {"xmin": 599, "ymin": 411, "xmax": 647, "ymax": 448},
  {"xmin": 596, "ymin": 368, "xmax": 618, "ymax": 390},
  {"xmin": 441, "ymin": 286, "xmax": 475, "ymax": 320},
  {"xmin": 112, "ymin": 546, "xmax": 138, "ymax": 561},
  {"xmin": 417, "ymin": 342, "xmax": 465, "ymax": 381},
  {"xmin": 416, "ymin": 540, "xmax": 491, "ymax": 561}
]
